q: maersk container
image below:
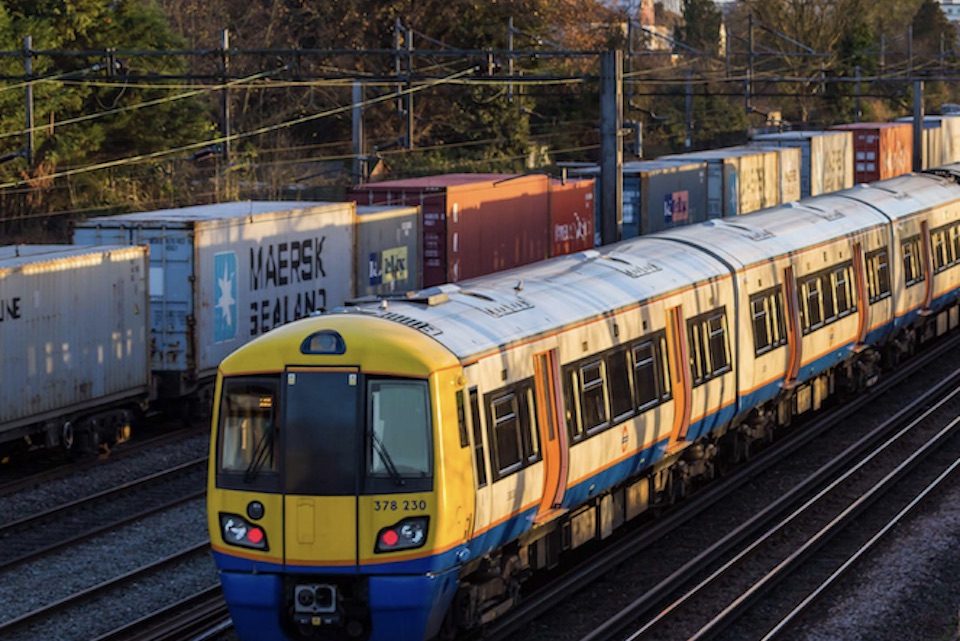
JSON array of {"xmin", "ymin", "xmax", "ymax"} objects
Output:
[
  {"xmin": 0, "ymin": 244, "xmax": 149, "ymax": 447},
  {"xmin": 571, "ymin": 160, "xmax": 708, "ymax": 239},
  {"xmin": 660, "ymin": 146, "xmax": 783, "ymax": 217},
  {"xmin": 830, "ymin": 122, "xmax": 913, "ymax": 183},
  {"xmin": 355, "ymin": 205, "xmax": 422, "ymax": 298},
  {"xmin": 73, "ymin": 201, "xmax": 355, "ymax": 399},
  {"xmin": 548, "ymin": 178, "xmax": 595, "ymax": 256},
  {"xmin": 750, "ymin": 130, "xmax": 854, "ymax": 198},
  {"xmin": 349, "ymin": 173, "xmax": 551, "ymax": 287}
]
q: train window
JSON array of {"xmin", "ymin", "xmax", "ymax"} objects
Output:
[
  {"xmin": 580, "ymin": 360, "xmax": 610, "ymax": 433},
  {"xmin": 865, "ymin": 248, "xmax": 891, "ymax": 303},
  {"xmin": 563, "ymin": 365, "xmax": 583, "ymax": 442},
  {"xmin": 469, "ymin": 388, "xmax": 487, "ymax": 488},
  {"xmin": 606, "ymin": 348, "xmax": 635, "ymax": 422},
  {"xmin": 456, "ymin": 390, "xmax": 469, "ymax": 448},
  {"xmin": 491, "ymin": 393, "xmax": 523, "ymax": 476},
  {"xmin": 902, "ymin": 236, "xmax": 925, "ymax": 287},
  {"xmin": 933, "ymin": 229, "xmax": 950, "ymax": 272},
  {"xmin": 831, "ymin": 264, "xmax": 854, "ymax": 318},
  {"xmin": 520, "ymin": 383, "xmax": 542, "ymax": 464},
  {"xmin": 750, "ymin": 288, "xmax": 786, "ymax": 355},
  {"xmin": 634, "ymin": 340, "xmax": 660, "ymax": 407},
  {"xmin": 485, "ymin": 380, "xmax": 541, "ymax": 481},
  {"xmin": 687, "ymin": 309, "xmax": 730, "ymax": 385},
  {"xmin": 800, "ymin": 276, "xmax": 824, "ymax": 331},
  {"xmin": 217, "ymin": 376, "xmax": 280, "ymax": 492},
  {"xmin": 948, "ymin": 225, "xmax": 960, "ymax": 263},
  {"xmin": 365, "ymin": 379, "xmax": 433, "ymax": 493}
]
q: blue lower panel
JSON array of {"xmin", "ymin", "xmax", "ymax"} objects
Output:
[
  {"xmin": 221, "ymin": 572, "xmax": 286, "ymax": 640},
  {"xmin": 368, "ymin": 569, "xmax": 460, "ymax": 641},
  {"xmin": 221, "ymin": 568, "xmax": 460, "ymax": 641}
]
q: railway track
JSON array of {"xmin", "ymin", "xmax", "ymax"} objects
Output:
[
  {"xmin": 482, "ymin": 334, "xmax": 960, "ymax": 641},
  {"xmin": 0, "ymin": 457, "xmax": 207, "ymax": 572},
  {"xmin": 0, "ymin": 424, "xmax": 208, "ymax": 498},
  {"xmin": 583, "ymin": 375, "xmax": 960, "ymax": 641}
]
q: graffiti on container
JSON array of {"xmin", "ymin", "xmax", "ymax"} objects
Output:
[
  {"xmin": 0, "ymin": 296, "xmax": 21, "ymax": 322},
  {"xmin": 248, "ymin": 236, "xmax": 328, "ymax": 336},
  {"xmin": 368, "ymin": 247, "xmax": 409, "ymax": 286},
  {"xmin": 554, "ymin": 211, "xmax": 592, "ymax": 243},
  {"xmin": 663, "ymin": 191, "xmax": 690, "ymax": 224}
]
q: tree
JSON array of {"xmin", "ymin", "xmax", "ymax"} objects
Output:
[
  {"xmin": 0, "ymin": 0, "xmax": 213, "ymax": 237},
  {"xmin": 676, "ymin": 0, "xmax": 722, "ymax": 55}
]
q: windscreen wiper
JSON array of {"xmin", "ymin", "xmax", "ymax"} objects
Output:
[
  {"xmin": 244, "ymin": 427, "xmax": 275, "ymax": 483},
  {"xmin": 370, "ymin": 429, "xmax": 405, "ymax": 486}
]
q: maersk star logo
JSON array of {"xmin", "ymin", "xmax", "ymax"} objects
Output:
[{"xmin": 214, "ymin": 252, "xmax": 238, "ymax": 342}]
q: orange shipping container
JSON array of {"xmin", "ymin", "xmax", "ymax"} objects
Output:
[
  {"xmin": 349, "ymin": 174, "xmax": 550, "ymax": 287},
  {"xmin": 830, "ymin": 122, "xmax": 913, "ymax": 184},
  {"xmin": 548, "ymin": 178, "xmax": 595, "ymax": 257}
]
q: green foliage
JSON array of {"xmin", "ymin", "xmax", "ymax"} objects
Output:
[
  {"xmin": 0, "ymin": 0, "xmax": 214, "ymax": 236},
  {"xmin": 677, "ymin": 0, "xmax": 722, "ymax": 55}
]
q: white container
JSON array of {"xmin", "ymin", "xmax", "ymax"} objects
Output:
[
  {"xmin": 74, "ymin": 201, "xmax": 356, "ymax": 398},
  {"xmin": 751, "ymin": 131, "xmax": 854, "ymax": 198},
  {"xmin": 0, "ymin": 245, "xmax": 150, "ymax": 444}
]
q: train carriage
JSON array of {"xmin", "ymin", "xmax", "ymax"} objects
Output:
[{"xmin": 209, "ymin": 166, "xmax": 960, "ymax": 641}]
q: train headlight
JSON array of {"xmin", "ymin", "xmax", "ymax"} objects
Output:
[
  {"xmin": 375, "ymin": 516, "xmax": 429, "ymax": 553},
  {"xmin": 219, "ymin": 512, "xmax": 269, "ymax": 551}
]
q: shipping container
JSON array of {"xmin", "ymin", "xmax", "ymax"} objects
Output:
[
  {"xmin": 941, "ymin": 116, "xmax": 960, "ymax": 165},
  {"xmin": 570, "ymin": 160, "xmax": 708, "ymax": 239},
  {"xmin": 660, "ymin": 146, "xmax": 786, "ymax": 217},
  {"xmin": 73, "ymin": 201, "xmax": 355, "ymax": 398},
  {"xmin": 355, "ymin": 205, "xmax": 422, "ymax": 298},
  {"xmin": 349, "ymin": 173, "xmax": 551, "ymax": 287},
  {"xmin": 0, "ymin": 244, "xmax": 150, "ymax": 447},
  {"xmin": 750, "ymin": 130, "xmax": 854, "ymax": 198},
  {"xmin": 897, "ymin": 115, "xmax": 944, "ymax": 169},
  {"xmin": 830, "ymin": 122, "xmax": 913, "ymax": 183},
  {"xmin": 548, "ymin": 178, "xmax": 595, "ymax": 256}
]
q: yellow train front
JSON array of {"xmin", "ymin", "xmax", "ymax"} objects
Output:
[{"xmin": 206, "ymin": 313, "xmax": 473, "ymax": 641}]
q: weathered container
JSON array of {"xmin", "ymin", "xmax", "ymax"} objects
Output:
[
  {"xmin": 349, "ymin": 173, "xmax": 550, "ymax": 287},
  {"xmin": 896, "ymin": 116, "xmax": 943, "ymax": 169},
  {"xmin": 940, "ymin": 116, "xmax": 960, "ymax": 165},
  {"xmin": 355, "ymin": 205, "xmax": 422, "ymax": 298},
  {"xmin": 750, "ymin": 130, "xmax": 854, "ymax": 198},
  {"xmin": 830, "ymin": 122, "xmax": 913, "ymax": 183},
  {"xmin": 571, "ymin": 160, "xmax": 708, "ymax": 239},
  {"xmin": 548, "ymin": 178, "xmax": 595, "ymax": 256},
  {"xmin": 73, "ymin": 201, "xmax": 355, "ymax": 398},
  {"xmin": 660, "ymin": 146, "xmax": 784, "ymax": 217},
  {"xmin": 0, "ymin": 244, "xmax": 150, "ymax": 443}
]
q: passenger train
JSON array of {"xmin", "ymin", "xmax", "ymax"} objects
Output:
[{"xmin": 206, "ymin": 164, "xmax": 960, "ymax": 641}]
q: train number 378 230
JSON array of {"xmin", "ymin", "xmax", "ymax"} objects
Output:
[{"xmin": 373, "ymin": 499, "xmax": 428, "ymax": 512}]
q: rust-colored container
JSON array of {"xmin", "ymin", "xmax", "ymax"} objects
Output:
[
  {"xmin": 548, "ymin": 178, "xmax": 595, "ymax": 257},
  {"xmin": 830, "ymin": 122, "xmax": 913, "ymax": 184},
  {"xmin": 350, "ymin": 174, "xmax": 550, "ymax": 287}
]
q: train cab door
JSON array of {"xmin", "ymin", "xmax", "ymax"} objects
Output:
[
  {"xmin": 665, "ymin": 306, "xmax": 692, "ymax": 452},
  {"xmin": 281, "ymin": 367, "xmax": 362, "ymax": 570},
  {"xmin": 533, "ymin": 349, "xmax": 568, "ymax": 523}
]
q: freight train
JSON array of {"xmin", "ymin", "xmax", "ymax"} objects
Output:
[
  {"xmin": 0, "ymin": 184, "xmax": 594, "ymax": 461},
  {"xmin": 207, "ymin": 162, "xmax": 960, "ymax": 641}
]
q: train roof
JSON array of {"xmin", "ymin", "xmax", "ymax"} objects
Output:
[
  {"xmin": 650, "ymin": 196, "xmax": 888, "ymax": 269},
  {"xmin": 839, "ymin": 172, "xmax": 960, "ymax": 222},
  {"xmin": 339, "ymin": 238, "xmax": 731, "ymax": 360}
]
